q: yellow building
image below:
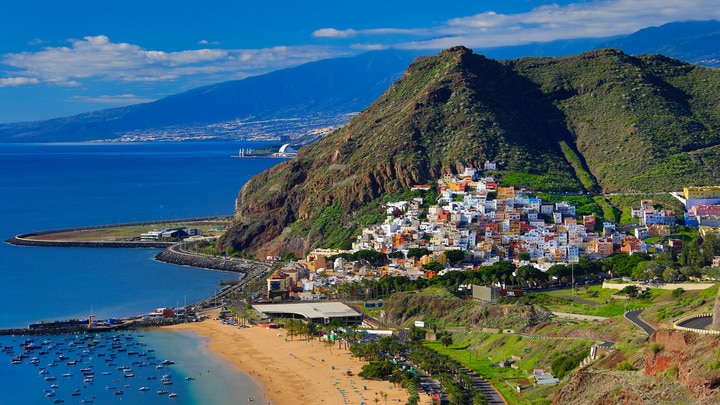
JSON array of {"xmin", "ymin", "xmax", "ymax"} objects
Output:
[
  {"xmin": 497, "ymin": 186, "xmax": 515, "ymax": 200},
  {"xmin": 684, "ymin": 186, "xmax": 720, "ymax": 200}
]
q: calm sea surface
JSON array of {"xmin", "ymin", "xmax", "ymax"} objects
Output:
[{"xmin": 0, "ymin": 141, "xmax": 284, "ymax": 404}]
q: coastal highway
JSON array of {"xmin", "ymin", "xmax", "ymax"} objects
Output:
[
  {"xmin": 463, "ymin": 366, "xmax": 506, "ymax": 405},
  {"xmin": 164, "ymin": 243, "xmax": 274, "ymax": 307}
]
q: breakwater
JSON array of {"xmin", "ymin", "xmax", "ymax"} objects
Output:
[
  {"xmin": 6, "ymin": 236, "xmax": 173, "ymax": 249},
  {"xmin": 4, "ymin": 215, "xmax": 231, "ymax": 248},
  {"xmin": 0, "ymin": 317, "xmax": 186, "ymax": 336},
  {"xmin": 154, "ymin": 243, "xmax": 262, "ymax": 273}
]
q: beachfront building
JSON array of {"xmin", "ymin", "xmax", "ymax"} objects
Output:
[{"xmin": 252, "ymin": 302, "xmax": 363, "ymax": 325}]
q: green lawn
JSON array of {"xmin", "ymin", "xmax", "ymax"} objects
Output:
[{"xmin": 425, "ymin": 331, "xmax": 594, "ymax": 404}]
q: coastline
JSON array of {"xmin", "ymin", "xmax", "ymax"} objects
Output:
[{"xmin": 164, "ymin": 319, "xmax": 417, "ymax": 405}]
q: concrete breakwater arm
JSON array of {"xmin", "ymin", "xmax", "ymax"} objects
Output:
[
  {"xmin": 4, "ymin": 215, "xmax": 231, "ymax": 248},
  {"xmin": 6, "ymin": 235, "xmax": 174, "ymax": 248},
  {"xmin": 154, "ymin": 243, "xmax": 267, "ymax": 274}
]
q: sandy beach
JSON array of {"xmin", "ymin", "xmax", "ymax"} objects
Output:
[{"xmin": 166, "ymin": 318, "xmax": 418, "ymax": 405}]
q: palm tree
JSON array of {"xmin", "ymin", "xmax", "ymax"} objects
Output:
[
  {"xmin": 285, "ymin": 319, "xmax": 299, "ymax": 341},
  {"xmin": 306, "ymin": 322, "xmax": 317, "ymax": 344},
  {"xmin": 440, "ymin": 332, "xmax": 453, "ymax": 348}
]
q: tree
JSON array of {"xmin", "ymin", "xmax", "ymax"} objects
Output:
[
  {"xmin": 355, "ymin": 249, "xmax": 388, "ymax": 267},
  {"xmin": 439, "ymin": 331, "xmax": 453, "ymax": 348},
  {"xmin": 422, "ymin": 261, "xmax": 444, "ymax": 272},
  {"xmin": 281, "ymin": 252, "xmax": 297, "ymax": 261},
  {"xmin": 619, "ymin": 285, "xmax": 639, "ymax": 298},
  {"xmin": 517, "ymin": 251, "xmax": 531, "ymax": 261},
  {"xmin": 632, "ymin": 261, "xmax": 663, "ymax": 281},
  {"xmin": 407, "ymin": 248, "xmax": 431, "ymax": 260},
  {"xmin": 444, "ymin": 249, "xmax": 465, "ymax": 264},
  {"xmin": 285, "ymin": 319, "xmax": 301, "ymax": 341},
  {"xmin": 662, "ymin": 266, "xmax": 680, "ymax": 283}
]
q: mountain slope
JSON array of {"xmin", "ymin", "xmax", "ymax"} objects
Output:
[
  {"xmin": 509, "ymin": 49, "xmax": 720, "ymax": 191},
  {"xmin": 600, "ymin": 20, "xmax": 720, "ymax": 67},
  {"xmin": 220, "ymin": 46, "xmax": 720, "ymax": 257},
  {"xmin": 0, "ymin": 50, "xmax": 423, "ymax": 142},
  {"xmin": 2, "ymin": 21, "xmax": 719, "ymax": 143}
]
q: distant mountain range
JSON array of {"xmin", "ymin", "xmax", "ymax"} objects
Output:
[
  {"xmin": 219, "ymin": 46, "xmax": 720, "ymax": 256},
  {"xmin": 0, "ymin": 20, "xmax": 718, "ymax": 143}
]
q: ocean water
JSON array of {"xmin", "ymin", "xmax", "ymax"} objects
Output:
[{"xmin": 0, "ymin": 141, "xmax": 285, "ymax": 404}]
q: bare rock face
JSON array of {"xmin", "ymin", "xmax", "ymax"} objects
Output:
[
  {"xmin": 552, "ymin": 329, "xmax": 720, "ymax": 404},
  {"xmin": 644, "ymin": 329, "xmax": 720, "ymax": 401}
]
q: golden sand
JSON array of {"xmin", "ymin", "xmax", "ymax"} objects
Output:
[{"xmin": 165, "ymin": 319, "xmax": 421, "ymax": 405}]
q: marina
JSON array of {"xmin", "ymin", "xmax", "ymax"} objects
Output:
[
  {"xmin": 0, "ymin": 142, "xmax": 277, "ymax": 404},
  {"xmin": 2, "ymin": 331, "xmax": 186, "ymax": 403}
]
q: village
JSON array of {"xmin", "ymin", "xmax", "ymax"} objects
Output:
[{"xmin": 265, "ymin": 162, "xmax": 720, "ymax": 301}]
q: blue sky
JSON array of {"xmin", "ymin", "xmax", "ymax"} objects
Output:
[{"xmin": 1, "ymin": 0, "xmax": 719, "ymax": 123}]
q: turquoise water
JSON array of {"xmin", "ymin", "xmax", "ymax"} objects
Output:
[
  {"xmin": 0, "ymin": 329, "xmax": 266, "ymax": 404},
  {"xmin": 0, "ymin": 141, "xmax": 283, "ymax": 404}
]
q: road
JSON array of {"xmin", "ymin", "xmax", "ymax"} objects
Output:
[
  {"xmin": 677, "ymin": 315, "xmax": 713, "ymax": 330},
  {"xmin": 462, "ymin": 366, "xmax": 506, "ymax": 405},
  {"xmin": 624, "ymin": 309, "xmax": 655, "ymax": 335}
]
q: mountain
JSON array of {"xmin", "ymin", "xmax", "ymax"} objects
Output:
[
  {"xmin": 599, "ymin": 20, "xmax": 720, "ymax": 67},
  {"xmin": 1, "ymin": 21, "xmax": 718, "ymax": 143},
  {"xmin": 219, "ymin": 46, "xmax": 720, "ymax": 257},
  {"xmin": 0, "ymin": 49, "xmax": 424, "ymax": 143}
]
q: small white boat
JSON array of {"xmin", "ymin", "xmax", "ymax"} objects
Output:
[{"xmin": 139, "ymin": 386, "xmax": 150, "ymax": 391}]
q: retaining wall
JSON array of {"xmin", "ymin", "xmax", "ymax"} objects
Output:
[{"xmin": 602, "ymin": 281, "xmax": 716, "ymax": 291}]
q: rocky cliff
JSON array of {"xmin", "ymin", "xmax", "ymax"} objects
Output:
[{"xmin": 552, "ymin": 329, "xmax": 720, "ymax": 404}]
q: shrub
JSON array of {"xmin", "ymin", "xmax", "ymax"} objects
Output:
[
  {"xmin": 649, "ymin": 343, "xmax": 664, "ymax": 354},
  {"xmin": 551, "ymin": 348, "xmax": 590, "ymax": 379},
  {"xmin": 616, "ymin": 361, "xmax": 635, "ymax": 371}
]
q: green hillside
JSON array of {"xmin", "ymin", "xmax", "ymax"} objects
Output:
[{"xmin": 221, "ymin": 46, "xmax": 720, "ymax": 256}]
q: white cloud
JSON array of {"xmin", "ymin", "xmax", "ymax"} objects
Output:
[
  {"xmin": 319, "ymin": 0, "xmax": 720, "ymax": 50},
  {"xmin": 314, "ymin": 27, "xmax": 426, "ymax": 38},
  {"xmin": 350, "ymin": 43, "xmax": 389, "ymax": 51},
  {"xmin": 313, "ymin": 28, "xmax": 358, "ymax": 38},
  {"xmin": 70, "ymin": 94, "xmax": 156, "ymax": 104},
  {"xmin": 0, "ymin": 77, "xmax": 39, "ymax": 87},
  {"xmin": 2, "ymin": 0, "xmax": 719, "ymax": 94},
  {"xmin": 0, "ymin": 35, "xmax": 347, "ymax": 87}
]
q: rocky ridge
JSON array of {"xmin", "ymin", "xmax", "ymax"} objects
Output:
[{"xmin": 221, "ymin": 46, "xmax": 720, "ymax": 256}]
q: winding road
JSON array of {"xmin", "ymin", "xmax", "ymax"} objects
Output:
[
  {"xmin": 624, "ymin": 309, "xmax": 655, "ymax": 335},
  {"xmin": 676, "ymin": 315, "xmax": 713, "ymax": 330}
]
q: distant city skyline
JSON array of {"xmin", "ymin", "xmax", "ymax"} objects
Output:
[{"xmin": 1, "ymin": 0, "xmax": 719, "ymax": 123}]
